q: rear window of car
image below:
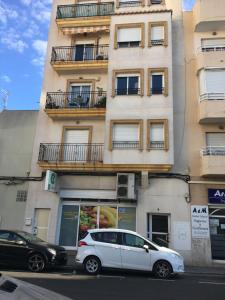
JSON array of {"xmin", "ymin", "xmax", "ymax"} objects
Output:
[{"xmin": 91, "ymin": 232, "xmax": 118, "ymax": 244}]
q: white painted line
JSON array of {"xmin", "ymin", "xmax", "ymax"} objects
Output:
[{"xmin": 199, "ymin": 281, "xmax": 225, "ymax": 285}]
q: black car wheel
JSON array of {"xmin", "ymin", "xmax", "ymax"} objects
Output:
[
  {"xmin": 84, "ymin": 256, "xmax": 101, "ymax": 275},
  {"xmin": 153, "ymin": 260, "xmax": 172, "ymax": 279},
  {"xmin": 28, "ymin": 253, "xmax": 45, "ymax": 272}
]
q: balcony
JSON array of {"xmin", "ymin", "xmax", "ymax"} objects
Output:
[
  {"xmin": 51, "ymin": 45, "xmax": 109, "ymax": 72},
  {"xmin": 56, "ymin": 3, "xmax": 114, "ymax": 30},
  {"xmin": 196, "ymin": 47, "xmax": 225, "ymax": 71},
  {"xmin": 199, "ymin": 94, "xmax": 225, "ymax": 123},
  {"xmin": 38, "ymin": 143, "xmax": 104, "ymax": 171},
  {"xmin": 201, "ymin": 146, "xmax": 225, "ymax": 176},
  {"xmin": 44, "ymin": 91, "xmax": 106, "ymax": 120},
  {"xmin": 193, "ymin": 0, "xmax": 225, "ymax": 32}
]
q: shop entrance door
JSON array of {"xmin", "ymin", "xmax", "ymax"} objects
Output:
[
  {"xmin": 34, "ymin": 209, "xmax": 50, "ymax": 241},
  {"xmin": 209, "ymin": 207, "xmax": 225, "ymax": 260},
  {"xmin": 147, "ymin": 214, "xmax": 170, "ymax": 247}
]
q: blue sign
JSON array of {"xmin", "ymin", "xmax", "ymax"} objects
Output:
[{"xmin": 208, "ymin": 189, "xmax": 225, "ymax": 204}]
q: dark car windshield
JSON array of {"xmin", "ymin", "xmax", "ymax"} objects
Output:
[{"xmin": 17, "ymin": 231, "xmax": 44, "ymax": 243}]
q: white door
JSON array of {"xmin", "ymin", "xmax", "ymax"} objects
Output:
[
  {"xmin": 64, "ymin": 129, "xmax": 89, "ymax": 162},
  {"xmin": 120, "ymin": 233, "xmax": 151, "ymax": 271},
  {"xmin": 94, "ymin": 231, "xmax": 122, "ymax": 268},
  {"xmin": 34, "ymin": 209, "xmax": 50, "ymax": 241}
]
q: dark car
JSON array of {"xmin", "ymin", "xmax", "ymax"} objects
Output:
[{"xmin": 0, "ymin": 230, "xmax": 67, "ymax": 272}]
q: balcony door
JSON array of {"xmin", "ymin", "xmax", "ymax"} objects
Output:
[
  {"xmin": 70, "ymin": 85, "xmax": 91, "ymax": 108},
  {"xmin": 64, "ymin": 128, "xmax": 90, "ymax": 162},
  {"xmin": 74, "ymin": 44, "xmax": 94, "ymax": 61}
]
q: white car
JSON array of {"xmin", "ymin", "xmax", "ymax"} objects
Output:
[{"xmin": 76, "ymin": 229, "xmax": 184, "ymax": 279}]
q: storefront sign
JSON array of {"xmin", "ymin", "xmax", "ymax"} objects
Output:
[
  {"xmin": 44, "ymin": 170, "xmax": 57, "ymax": 192},
  {"xmin": 208, "ymin": 189, "xmax": 225, "ymax": 204},
  {"xmin": 191, "ymin": 205, "xmax": 209, "ymax": 238}
]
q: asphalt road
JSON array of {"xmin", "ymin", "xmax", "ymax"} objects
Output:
[{"xmin": 1, "ymin": 269, "xmax": 225, "ymax": 300}]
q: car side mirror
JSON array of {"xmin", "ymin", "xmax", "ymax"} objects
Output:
[{"xmin": 143, "ymin": 244, "xmax": 149, "ymax": 253}]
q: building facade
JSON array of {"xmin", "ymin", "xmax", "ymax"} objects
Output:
[
  {"xmin": 25, "ymin": 0, "xmax": 191, "ymax": 263},
  {"xmin": 184, "ymin": 0, "xmax": 225, "ymax": 265},
  {"xmin": 0, "ymin": 110, "xmax": 38, "ymax": 230}
]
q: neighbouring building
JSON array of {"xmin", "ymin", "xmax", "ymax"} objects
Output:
[
  {"xmin": 0, "ymin": 110, "xmax": 38, "ymax": 230},
  {"xmin": 25, "ymin": 0, "xmax": 191, "ymax": 263},
  {"xmin": 184, "ymin": 0, "xmax": 225, "ymax": 265}
]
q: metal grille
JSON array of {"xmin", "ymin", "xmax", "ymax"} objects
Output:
[
  {"xmin": 150, "ymin": 141, "xmax": 165, "ymax": 149},
  {"xmin": 115, "ymin": 88, "xmax": 141, "ymax": 96},
  {"xmin": 16, "ymin": 190, "xmax": 27, "ymax": 202},
  {"xmin": 151, "ymin": 39, "xmax": 164, "ymax": 46},
  {"xmin": 202, "ymin": 146, "xmax": 225, "ymax": 156},
  {"xmin": 112, "ymin": 141, "xmax": 140, "ymax": 149}
]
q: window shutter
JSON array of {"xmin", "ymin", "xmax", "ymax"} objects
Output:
[
  {"xmin": 205, "ymin": 70, "xmax": 225, "ymax": 93},
  {"xmin": 117, "ymin": 28, "xmax": 141, "ymax": 42},
  {"xmin": 64, "ymin": 130, "xmax": 89, "ymax": 144},
  {"xmin": 206, "ymin": 133, "xmax": 225, "ymax": 147},
  {"xmin": 151, "ymin": 26, "xmax": 164, "ymax": 40},
  {"xmin": 113, "ymin": 124, "xmax": 139, "ymax": 142},
  {"xmin": 150, "ymin": 124, "xmax": 164, "ymax": 141},
  {"xmin": 202, "ymin": 38, "xmax": 225, "ymax": 48}
]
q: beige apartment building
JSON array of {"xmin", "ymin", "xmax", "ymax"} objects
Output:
[
  {"xmin": 184, "ymin": 0, "xmax": 225, "ymax": 265},
  {"xmin": 25, "ymin": 0, "xmax": 192, "ymax": 263}
]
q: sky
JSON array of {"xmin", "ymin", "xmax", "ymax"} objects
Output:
[{"xmin": 0, "ymin": 0, "xmax": 195, "ymax": 110}]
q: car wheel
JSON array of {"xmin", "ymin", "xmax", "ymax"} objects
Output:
[
  {"xmin": 28, "ymin": 253, "xmax": 45, "ymax": 272},
  {"xmin": 84, "ymin": 256, "xmax": 101, "ymax": 275},
  {"xmin": 153, "ymin": 260, "xmax": 172, "ymax": 279}
]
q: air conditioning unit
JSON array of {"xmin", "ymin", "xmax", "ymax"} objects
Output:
[{"xmin": 116, "ymin": 173, "xmax": 135, "ymax": 199}]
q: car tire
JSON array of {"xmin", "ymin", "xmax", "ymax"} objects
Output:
[
  {"xmin": 84, "ymin": 256, "xmax": 101, "ymax": 275},
  {"xmin": 27, "ymin": 253, "xmax": 45, "ymax": 272},
  {"xmin": 153, "ymin": 260, "xmax": 173, "ymax": 279}
]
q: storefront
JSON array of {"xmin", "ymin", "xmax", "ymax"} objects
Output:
[
  {"xmin": 58, "ymin": 200, "xmax": 136, "ymax": 249},
  {"xmin": 208, "ymin": 188, "xmax": 225, "ymax": 260}
]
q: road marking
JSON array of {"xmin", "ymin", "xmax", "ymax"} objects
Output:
[{"xmin": 199, "ymin": 281, "xmax": 225, "ymax": 285}]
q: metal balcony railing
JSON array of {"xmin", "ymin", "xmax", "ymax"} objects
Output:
[
  {"xmin": 149, "ymin": 141, "xmax": 165, "ymax": 149},
  {"xmin": 201, "ymin": 46, "xmax": 225, "ymax": 52},
  {"xmin": 45, "ymin": 92, "xmax": 107, "ymax": 109},
  {"xmin": 151, "ymin": 39, "xmax": 164, "ymax": 46},
  {"xmin": 150, "ymin": 0, "xmax": 163, "ymax": 4},
  {"xmin": 115, "ymin": 88, "xmax": 141, "ymax": 96},
  {"xmin": 38, "ymin": 143, "xmax": 104, "ymax": 163},
  {"xmin": 56, "ymin": 2, "xmax": 114, "ymax": 19},
  {"xmin": 51, "ymin": 45, "xmax": 109, "ymax": 63},
  {"xmin": 200, "ymin": 93, "xmax": 225, "ymax": 101},
  {"xmin": 202, "ymin": 146, "xmax": 225, "ymax": 156},
  {"xmin": 112, "ymin": 141, "xmax": 140, "ymax": 149}
]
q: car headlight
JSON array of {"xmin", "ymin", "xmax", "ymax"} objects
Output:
[{"xmin": 48, "ymin": 248, "xmax": 57, "ymax": 256}]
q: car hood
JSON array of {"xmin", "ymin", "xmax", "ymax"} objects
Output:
[
  {"xmin": 29, "ymin": 241, "xmax": 66, "ymax": 252},
  {"xmin": 158, "ymin": 246, "xmax": 181, "ymax": 256}
]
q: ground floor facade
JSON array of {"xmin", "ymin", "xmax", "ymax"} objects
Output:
[{"xmin": 24, "ymin": 173, "xmax": 225, "ymax": 266}]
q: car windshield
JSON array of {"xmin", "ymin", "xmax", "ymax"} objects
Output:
[{"xmin": 17, "ymin": 231, "xmax": 44, "ymax": 242}]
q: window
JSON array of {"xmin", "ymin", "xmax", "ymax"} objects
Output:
[
  {"xmin": 122, "ymin": 233, "xmax": 145, "ymax": 248},
  {"xmin": 0, "ymin": 232, "xmax": 10, "ymax": 241},
  {"xmin": 112, "ymin": 69, "xmax": 144, "ymax": 97},
  {"xmin": 16, "ymin": 190, "xmax": 27, "ymax": 202},
  {"xmin": 148, "ymin": 68, "xmax": 168, "ymax": 96},
  {"xmin": 205, "ymin": 133, "xmax": 225, "ymax": 155},
  {"xmin": 74, "ymin": 44, "xmax": 94, "ymax": 61},
  {"xmin": 147, "ymin": 120, "xmax": 168, "ymax": 150},
  {"xmin": 149, "ymin": 22, "xmax": 168, "ymax": 47},
  {"xmin": 114, "ymin": 24, "xmax": 144, "ymax": 49},
  {"xmin": 201, "ymin": 38, "xmax": 225, "ymax": 52},
  {"xmin": 116, "ymin": 76, "xmax": 139, "ymax": 95},
  {"xmin": 150, "ymin": 0, "xmax": 164, "ymax": 4},
  {"xmin": 91, "ymin": 232, "xmax": 119, "ymax": 244},
  {"xmin": 109, "ymin": 120, "xmax": 143, "ymax": 150},
  {"xmin": 69, "ymin": 84, "xmax": 91, "ymax": 107},
  {"xmin": 199, "ymin": 69, "xmax": 225, "ymax": 100},
  {"xmin": 117, "ymin": 0, "xmax": 143, "ymax": 8}
]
